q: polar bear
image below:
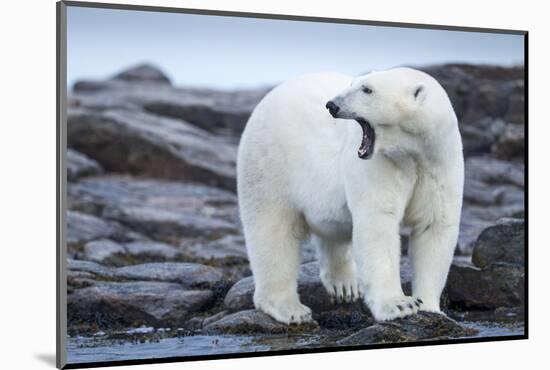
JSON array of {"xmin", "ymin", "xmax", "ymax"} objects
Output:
[{"xmin": 237, "ymin": 67, "xmax": 464, "ymax": 323}]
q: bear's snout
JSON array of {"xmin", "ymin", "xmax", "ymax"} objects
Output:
[{"xmin": 326, "ymin": 100, "xmax": 340, "ymax": 117}]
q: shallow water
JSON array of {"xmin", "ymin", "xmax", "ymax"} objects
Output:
[{"xmin": 67, "ymin": 322, "xmax": 524, "ymax": 365}]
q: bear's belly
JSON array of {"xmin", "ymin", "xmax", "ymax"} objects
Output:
[{"xmin": 304, "ymin": 205, "xmax": 353, "ymax": 242}]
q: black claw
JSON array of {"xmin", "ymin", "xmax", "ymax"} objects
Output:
[
  {"xmin": 408, "ymin": 303, "xmax": 414, "ymax": 309},
  {"xmin": 397, "ymin": 304, "xmax": 404, "ymax": 311},
  {"xmin": 415, "ymin": 301, "xmax": 420, "ymax": 307},
  {"xmin": 417, "ymin": 298, "xmax": 423, "ymax": 304}
]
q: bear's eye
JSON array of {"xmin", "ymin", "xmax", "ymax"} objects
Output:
[{"xmin": 362, "ymin": 87, "xmax": 373, "ymax": 95}]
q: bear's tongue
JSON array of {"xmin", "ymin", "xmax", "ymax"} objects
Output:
[{"xmin": 356, "ymin": 118, "xmax": 375, "ymax": 159}]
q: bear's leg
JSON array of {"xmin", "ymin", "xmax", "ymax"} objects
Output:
[
  {"xmin": 409, "ymin": 224, "xmax": 458, "ymax": 313},
  {"xmin": 316, "ymin": 236, "xmax": 362, "ymax": 303},
  {"xmin": 244, "ymin": 207, "xmax": 312, "ymax": 324},
  {"xmin": 353, "ymin": 213, "xmax": 419, "ymax": 321}
]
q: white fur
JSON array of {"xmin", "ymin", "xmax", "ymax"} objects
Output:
[{"xmin": 237, "ymin": 68, "xmax": 464, "ymax": 323}]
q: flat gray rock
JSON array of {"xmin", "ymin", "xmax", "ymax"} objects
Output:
[
  {"xmin": 83, "ymin": 239, "xmax": 126, "ymax": 263},
  {"xmin": 115, "ymin": 262, "xmax": 224, "ymax": 288},
  {"xmin": 68, "ymin": 259, "xmax": 224, "ymax": 289},
  {"xmin": 67, "ymin": 149, "xmax": 103, "ymax": 181},
  {"xmin": 123, "ymin": 240, "xmax": 179, "ymax": 259}
]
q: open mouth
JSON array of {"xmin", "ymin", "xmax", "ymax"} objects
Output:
[{"xmin": 355, "ymin": 118, "xmax": 375, "ymax": 159}]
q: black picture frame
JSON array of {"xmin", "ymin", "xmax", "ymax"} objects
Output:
[{"xmin": 56, "ymin": 1, "xmax": 528, "ymax": 368}]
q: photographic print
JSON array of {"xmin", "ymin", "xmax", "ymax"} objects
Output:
[{"xmin": 57, "ymin": 1, "xmax": 527, "ymax": 368}]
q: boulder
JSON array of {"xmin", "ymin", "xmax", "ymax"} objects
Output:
[
  {"xmin": 67, "ymin": 108, "xmax": 238, "ymax": 191},
  {"xmin": 445, "ymin": 262, "xmax": 524, "ymax": 309},
  {"xmin": 68, "ymin": 281, "xmax": 214, "ymax": 329},
  {"xmin": 472, "ymin": 218, "xmax": 525, "ymax": 268}
]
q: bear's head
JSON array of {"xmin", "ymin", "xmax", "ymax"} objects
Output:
[{"xmin": 326, "ymin": 67, "xmax": 457, "ymax": 160}]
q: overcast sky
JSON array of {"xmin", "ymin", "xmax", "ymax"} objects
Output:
[{"xmin": 67, "ymin": 6, "xmax": 525, "ymax": 90}]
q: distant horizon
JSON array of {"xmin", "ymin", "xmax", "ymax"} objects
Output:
[
  {"xmin": 67, "ymin": 6, "xmax": 525, "ymax": 90},
  {"xmin": 72, "ymin": 60, "xmax": 525, "ymax": 92}
]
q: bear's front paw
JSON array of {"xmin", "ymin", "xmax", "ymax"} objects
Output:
[{"xmin": 366, "ymin": 296, "xmax": 421, "ymax": 321}]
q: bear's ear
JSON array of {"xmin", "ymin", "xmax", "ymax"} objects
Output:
[{"xmin": 413, "ymin": 84, "xmax": 426, "ymax": 103}]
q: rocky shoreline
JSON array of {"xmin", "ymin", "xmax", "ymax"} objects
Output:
[{"xmin": 66, "ymin": 63, "xmax": 525, "ymax": 353}]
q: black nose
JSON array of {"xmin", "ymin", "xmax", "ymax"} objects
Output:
[{"xmin": 326, "ymin": 101, "xmax": 340, "ymax": 117}]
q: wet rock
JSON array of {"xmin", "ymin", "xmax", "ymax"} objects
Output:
[
  {"xmin": 67, "ymin": 108, "xmax": 238, "ymax": 191},
  {"xmin": 449, "ymin": 306, "xmax": 525, "ymax": 323},
  {"xmin": 68, "ymin": 281, "xmax": 214, "ymax": 329},
  {"xmin": 202, "ymin": 311, "xmax": 230, "ymax": 328},
  {"xmin": 315, "ymin": 308, "xmax": 373, "ymax": 330},
  {"xmin": 83, "ymin": 239, "xmax": 126, "ymax": 263},
  {"xmin": 338, "ymin": 323, "xmax": 415, "ymax": 344},
  {"xmin": 203, "ymin": 309, "xmax": 317, "ymax": 334},
  {"xmin": 445, "ymin": 262, "xmax": 524, "ymax": 309},
  {"xmin": 66, "ymin": 211, "xmax": 143, "ymax": 251},
  {"xmin": 472, "ymin": 218, "xmax": 525, "ymax": 268},
  {"xmin": 223, "ymin": 274, "xmax": 255, "ymax": 311},
  {"xmin": 67, "ymin": 149, "xmax": 103, "ymax": 181},
  {"xmin": 337, "ymin": 312, "xmax": 477, "ymax": 345}
]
